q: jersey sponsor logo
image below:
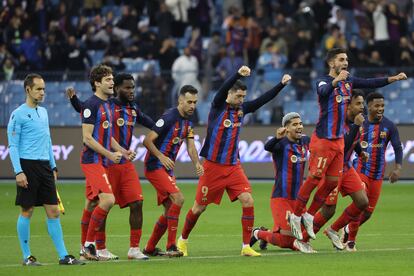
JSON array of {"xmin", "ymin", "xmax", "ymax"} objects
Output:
[
  {"xmin": 102, "ymin": 120, "xmax": 110, "ymax": 129},
  {"xmin": 172, "ymin": 137, "xmax": 181, "ymax": 144},
  {"xmin": 380, "ymin": 131, "xmax": 387, "ymax": 138},
  {"xmin": 369, "ymin": 143, "xmax": 383, "ymax": 148},
  {"xmin": 361, "ymin": 141, "xmax": 368, "ymax": 148},
  {"xmin": 83, "ymin": 108, "xmax": 91, "ymax": 118},
  {"xmin": 336, "ymin": 95, "xmax": 343, "ymax": 103},
  {"xmin": 117, "ymin": 118, "xmax": 125, "ymax": 126},
  {"xmin": 318, "ymin": 81, "xmax": 327, "ymax": 87},
  {"xmin": 223, "ymin": 119, "xmax": 232, "ymax": 128},
  {"xmin": 156, "ymin": 119, "xmax": 164, "ymax": 127}
]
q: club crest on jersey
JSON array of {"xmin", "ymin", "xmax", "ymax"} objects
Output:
[
  {"xmin": 291, "ymin": 155, "xmax": 298, "ymax": 163},
  {"xmin": 345, "ymin": 83, "xmax": 351, "ymax": 90},
  {"xmin": 102, "ymin": 120, "xmax": 110, "ymax": 129},
  {"xmin": 132, "ymin": 110, "xmax": 137, "ymax": 117},
  {"xmin": 117, "ymin": 118, "xmax": 125, "ymax": 126},
  {"xmin": 361, "ymin": 141, "xmax": 368, "ymax": 148},
  {"xmin": 237, "ymin": 110, "xmax": 244, "ymax": 117},
  {"xmin": 223, "ymin": 119, "xmax": 232, "ymax": 128},
  {"xmin": 172, "ymin": 137, "xmax": 180, "ymax": 144},
  {"xmin": 336, "ymin": 95, "xmax": 343, "ymax": 103},
  {"xmin": 380, "ymin": 131, "xmax": 387, "ymax": 138},
  {"xmin": 302, "ymin": 147, "xmax": 306, "ymax": 154}
]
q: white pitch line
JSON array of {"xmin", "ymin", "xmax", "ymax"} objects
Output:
[{"xmin": 1, "ymin": 247, "xmax": 414, "ymax": 268}]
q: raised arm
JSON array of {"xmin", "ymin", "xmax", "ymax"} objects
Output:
[
  {"xmin": 243, "ymin": 74, "xmax": 291, "ymax": 114},
  {"xmin": 66, "ymin": 87, "xmax": 83, "ymax": 113},
  {"xmin": 212, "ymin": 65, "xmax": 250, "ymax": 107},
  {"xmin": 264, "ymin": 127, "xmax": 286, "ymax": 152}
]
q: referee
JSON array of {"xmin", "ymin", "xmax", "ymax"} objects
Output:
[{"xmin": 7, "ymin": 73, "xmax": 84, "ymax": 266}]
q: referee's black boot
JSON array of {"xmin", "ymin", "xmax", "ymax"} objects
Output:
[
  {"xmin": 22, "ymin": 255, "xmax": 41, "ymax": 266},
  {"xmin": 59, "ymin": 255, "xmax": 85, "ymax": 265}
]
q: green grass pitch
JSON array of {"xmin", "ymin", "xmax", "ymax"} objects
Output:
[{"xmin": 0, "ymin": 181, "xmax": 413, "ymax": 275}]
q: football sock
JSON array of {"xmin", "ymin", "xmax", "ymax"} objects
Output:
[
  {"xmin": 145, "ymin": 215, "xmax": 167, "ymax": 252},
  {"xmin": 17, "ymin": 215, "xmax": 31, "ymax": 259},
  {"xmin": 331, "ymin": 203, "xmax": 363, "ymax": 232},
  {"xmin": 80, "ymin": 209, "xmax": 92, "ymax": 246},
  {"xmin": 166, "ymin": 203, "xmax": 181, "ymax": 249},
  {"xmin": 242, "ymin": 207, "xmax": 254, "ymax": 245},
  {"xmin": 258, "ymin": 231, "xmax": 295, "ymax": 249},
  {"xmin": 307, "ymin": 179, "xmax": 338, "ymax": 215},
  {"xmin": 85, "ymin": 206, "xmax": 108, "ymax": 243},
  {"xmin": 294, "ymin": 177, "xmax": 320, "ymax": 216},
  {"xmin": 47, "ymin": 218, "xmax": 69, "ymax": 259},
  {"xmin": 130, "ymin": 229, "xmax": 142, "ymax": 248},
  {"xmin": 181, "ymin": 209, "xmax": 200, "ymax": 239},
  {"xmin": 95, "ymin": 231, "xmax": 106, "ymax": 250}
]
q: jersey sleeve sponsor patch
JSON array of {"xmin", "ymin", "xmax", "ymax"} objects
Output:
[
  {"xmin": 318, "ymin": 81, "xmax": 327, "ymax": 87},
  {"xmin": 155, "ymin": 119, "xmax": 164, "ymax": 127},
  {"xmin": 83, "ymin": 108, "xmax": 91, "ymax": 118}
]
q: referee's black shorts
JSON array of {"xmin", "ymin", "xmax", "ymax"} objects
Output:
[{"xmin": 16, "ymin": 159, "xmax": 58, "ymax": 208}]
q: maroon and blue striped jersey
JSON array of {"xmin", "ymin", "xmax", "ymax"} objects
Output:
[
  {"xmin": 200, "ymin": 72, "xmax": 286, "ymax": 165},
  {"xmin": 110, "ymin": 98, "xmax": 154, "ymax": 164},
  {"xmin": 355, "ymin": 116, "xmax": 403, "ymax": 180},
  {"xmin": 265, "ymin": 135, "xmax": 310, "ymax": 200},
  {"xmin": 315, "ymin": 76, "xmax": 388, "ymax": 140},
  {"xmin": 144, "ymin": 108, "xmax": 194, "ymax": 175},
  {"xmin": 81, "ymin": 95, "xmax": 113, "ymax": 167},
  {"xmin": 70, "ymin": 95, "xmax": 154, "ymax": 164}
]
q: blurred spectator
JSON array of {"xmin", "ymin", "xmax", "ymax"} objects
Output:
[
  {"xmin": 365, "ymin": 50, "xmax": 385, "ymax": 67},
  {"xmin": 166, "ymin": 0, "xmax": 191, "ymax": 37},
  {"xmin": 225, "ymin": 9, "xmax": 247, "ymax": 58},
  {"xmin": 260, "ymin": 26, "xmax": 288, "ymax": 57},
  {"xmin": 156, "ymin": 2, "xmax": 174, "ymax": 40},
  {"xmin": 312, "ymin": 0, "xmax": 332, "ymax": 40},
  {"xmin": 172, "ymin": 47, "xmax": 201, "ymax": 98},
  {"xmin": 159, "ymin": 38, "xmax": 180, "ymax": 80},
  {"xmin": 246, "ymin": 15, "xmax": 263, "ymax": 69},
  {"xmin": 65, "ymin": 36, "xmax": 91, "ymax": 71},
  {"xmin": 117, "ymin": 5, "xmax": 138, "ymax": 34},
  {"xmin": 83, "ymin": 0, "xmax": 103, "ymax": 16},
  {"xmin": 257, "ymin": 42, "xmax": 287, "ymax": 70},
  {"xmin": 216, "ymin": 48, "xmax": 243, "ymax": 81},
  {"xmin": 2, "ymin": 57, "xmax": 15, "ymax": 80},
  {"xmin": 137, "ymin": 63, "xmax": 168, "ymax": 120},
  {"xmin": 188, "ymin": 27, "xmax": 203, "ymax": 64},
  {"xmin": 323, "ymin": 24, "xmax": 346, "ymax": 52},
  {"xmin": 396, "ymin": 37, "xmax": 414, "ymax": 66},
  {"xmin": 19, "ymin": 30, "xmax": 43, "ymax": 69},
  {"xmin": 44, "ymin": 33, "xmax": 66, "ymax": 71},
  {"xmin": 188, "ymin": 0, "xmax": 214, "ymax": 36}
]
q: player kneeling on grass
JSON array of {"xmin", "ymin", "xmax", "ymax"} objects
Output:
[{"xmin": 250, "ymin": 113, "xmax": 316, "ymax": 253}]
